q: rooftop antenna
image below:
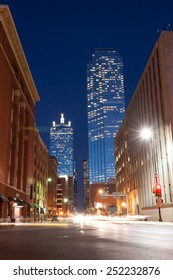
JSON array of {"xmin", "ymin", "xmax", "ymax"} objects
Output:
[{"xmin": 60, "ymin": 113, "xmax": 65, "ymax": 124}]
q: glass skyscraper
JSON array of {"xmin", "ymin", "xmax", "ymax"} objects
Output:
[
  {"xmin": 50, "ymin": 114, "xmax": 74, "ymax": 176},
  {"xmin": 87, "ymin": 49, "xmax": 125, "ymax": 184}
]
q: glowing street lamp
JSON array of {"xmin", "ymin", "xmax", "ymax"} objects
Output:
[
  {"xmin": 98, "ymin": 189, "xmax": 104, "ymax": 195},
  {"xmin": 140, "ymin": 127, "xmax": 162, "ymax": 222},
  {"xmin": 121, "ymin": 202, "xmax": 126, "ymax": 207},
  {"xmin": 140, "ymin": 127, "xmax": 153, "ymax": 140},
  {"xmin": 63, "ymin": 198, "xmax": 68, "ymax": 203},
  {"xmin": 121, "ymin": 201, "xmax": 127, "ymax": 215},
  {"xmin": 63, "ymin": 197, "xmax": 68, "ymax": 217}
]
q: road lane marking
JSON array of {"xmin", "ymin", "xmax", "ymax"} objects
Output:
[
  {"xmin": 56, "ymin": 236, "xmax": 69, "ymax": 238},
  {"xmin": 14, "ymin": 223, "xmax": 69, "ymax": 227}
]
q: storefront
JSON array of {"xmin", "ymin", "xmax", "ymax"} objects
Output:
[
  {"xmin": 0, "ymin": 193, "xmax": 9, "ymax": 222},
  {"xmin": 8, "ymin": 197, "xmax": 30, "ymax": 222}
]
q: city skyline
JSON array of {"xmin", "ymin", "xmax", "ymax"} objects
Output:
[
  {"xmin": 1, "ymin": 0, "xmax": 173, "ymax": 207},
  {"xmin": 1, "ymin": 2, "xmax": 173, "ymax": 264},
  {"xmin": 87, "ymin": 49, "xmax": 125, "ymax": 183}
]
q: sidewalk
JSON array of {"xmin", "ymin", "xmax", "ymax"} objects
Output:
[
  {"xmin": 104, "ymin": 215, "xmax": 173, "ymax": 225},
  {"xmin": 0, "ymin": 223, "xmax": 15, "ymax": 228}
]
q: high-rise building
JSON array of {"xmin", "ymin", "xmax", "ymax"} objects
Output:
[
  {"xmin": 50, "ymin": 114, "xmax": 74, "ymax": 176},
  {"xmin": 82, "ymin": 160, "xmax": 90, "ymax": 211},
  {"xmin": 87, "ymin": 49, "xmax": 125, "ymax": 184}
]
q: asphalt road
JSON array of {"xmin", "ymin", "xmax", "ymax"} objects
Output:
[{"xmin": 0, "ymin": 217, "xmax": 173, "ymax": 260}]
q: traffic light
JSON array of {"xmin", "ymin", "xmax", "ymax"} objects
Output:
[
  {"xmin": 153, "ymin": 184, "xmax": 162, "ymax": 197},
  {"xmin": 156, "ymin": 184, "xmax": 162, "ymax": 197},
  {"xmin": 152, "ymin": 186, "xmax": 157, "ymax": 196}
]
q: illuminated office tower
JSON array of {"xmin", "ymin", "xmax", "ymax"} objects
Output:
[
  {"xmin": 50, "ymin": 114, "xmax": 74, "ymax": 176},
  {"xmin": 87, "ymin": 49, "xmax": 125, "ymax": 184}
]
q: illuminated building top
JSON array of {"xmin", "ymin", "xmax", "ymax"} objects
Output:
[{"xmin": 50, "ymin": 114, "xmax": 73, "ymax": 176}]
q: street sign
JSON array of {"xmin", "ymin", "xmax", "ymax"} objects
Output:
[
  {"xmin": 112, "ymin": 192, "xmax": 121, "ymax": 198},
  {"xmin": 156, "ymin": 197, "xmax": 163, "ymax": 207},
  {"xmin": 100, "ymin": 193, "xmax": 108, "ymax": 198}
]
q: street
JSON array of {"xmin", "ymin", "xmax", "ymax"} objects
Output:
[{"xmin": 0, "ymin": 217, "xmax": 173, "ymax": 260}]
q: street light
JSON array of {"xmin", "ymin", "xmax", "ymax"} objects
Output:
[
  {"xmin": 64, "ymin": 198, "xmax": 68, "ymax": 203},
  {"xmin": 98, "ymin": 189, "xmax": 104, "ymax": 195},
  {"xmin": 63, "ymin": 197, "xmax": 68, "ymax": 217},
  {"xmin": 140, "ymin": 127, "xmax": 152, "ymax": 140},
  {"xmin": 140, "ymin": 127, "xmax": 163, "ymax": 222},
  {"xmin": 121, "ymin": 201, "xmax": 126, "ymax": 214}
]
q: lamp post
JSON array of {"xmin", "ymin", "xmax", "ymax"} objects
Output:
[
  {"xmin": 121, "ymin": 201, "xmax": 127, "ymax": 215},
  {"xmin": 97, "ymin": 188, "xmax": 106, "ymax": 213},
  {"xmin": 140, "ymin": 127, "xmax": 163, "ymax": 222},
  {"xmin": 63, "ymin": 197, "xmax": 68, "ymax": 217}
]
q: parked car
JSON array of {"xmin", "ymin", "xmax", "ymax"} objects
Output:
[{"xmin": 51, "ymin": 215, "xmax": 59, "ymax": 222}]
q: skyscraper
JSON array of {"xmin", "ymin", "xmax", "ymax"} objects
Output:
[
  {"xmin": 87, "ymin": 49, "xmax": 125, "ymax": 184},
  {"xmin": 50, "ymin": 114, "xmax": 74, "ymax": 176},
  {"xmin": 82, "ymin": 160, "xmax": 90, "ymax": 210}
]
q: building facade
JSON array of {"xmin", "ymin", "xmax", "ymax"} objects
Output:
[
  {"xmin": 32, "ymin": 130, "xmax": 48, "ymax": 221},
  {"xmin": 115, "ymin": 31, "xmax": 173, "ymax": 221},
  {"xmin": 57, "ymin": 176, "xmax": 69, "ymax": 216},
  {"xmin": 56, "ymin": 178, "xmax": 63, "ymax": 215},
  {"xmin": 89, "ymin": 180, "xmax": 116, "ymax": 214},
  {"xmin": 47, "ymin": 156, "xmax": 58, "ymax": 218},
  {"xmin": 57, "ymin": 175, "xmax": 77, "ymax": 216},
  {"xmin": 87, "ymin": 49, "xmax": 125, "ymax": 184},
  {"xmin": 82, "ymin": 160, "xmax": 90, "ymax": 211},
  {"xmin": 0, "ymin": 6, "xmax": 41, "ymax": 222},
  {"xmin": 50, "ymin": 114, "xmax": 74, "ymax": 176}
]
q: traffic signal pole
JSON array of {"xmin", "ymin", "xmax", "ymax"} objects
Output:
[
  {"xmin": 141, "ymin": 129, "xmax": 163, "ymax": 222},
  {"xmin": 158, "ymin": 206, "xmax": 162, "ymax": 222},
  {"xmin": 153, "ymin": 174, "xmax": 163, "ymax": 222}
]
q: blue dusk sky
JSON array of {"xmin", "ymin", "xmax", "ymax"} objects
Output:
[{"xmin": 1, "ymin": 0, "xmax": 173, "ymax": 208}]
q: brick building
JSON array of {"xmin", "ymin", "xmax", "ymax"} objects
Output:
[
  {"xmin": 0, "ymin": 5, "xmax": 48, "ymax": 222},
  {"xmin": 89, "ymin": 180, "xmax": 116, "ymax": 214},
  {"xmin": 47, "ymin": 156, "xmax": 58, "ymax": 218}
]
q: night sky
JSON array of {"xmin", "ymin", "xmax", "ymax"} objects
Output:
[{"xmin": 1, "ymin": 0, "xmax": 173, "ymax": 209}]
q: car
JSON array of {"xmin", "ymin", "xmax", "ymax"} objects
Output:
[{"xmin": 51, "ymin": 215, "xmax": 59, "ymax": 222}]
